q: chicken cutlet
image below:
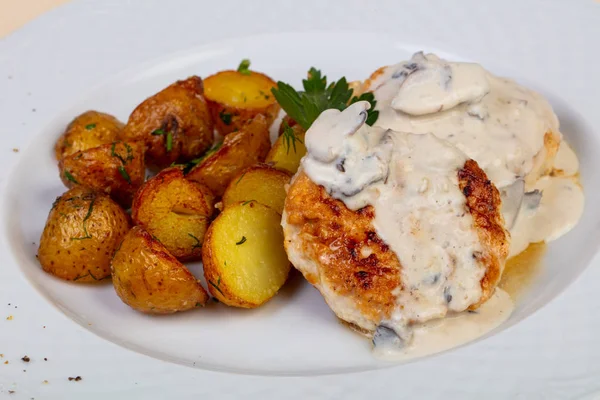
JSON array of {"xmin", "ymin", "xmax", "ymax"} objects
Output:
[{"xmin": 282, "ymin": 101, "xmax": 508, "ymax": 345}]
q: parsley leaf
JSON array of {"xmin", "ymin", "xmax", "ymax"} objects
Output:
[
  {"xmin": 72, "ymin": 195, "xmax": 95, "ymax": 241},
  {"xmin": 118, "ymin": 166, "xmax": 131, "ymax": 184},
  {"xmin": 208, "ymin": 278, "xmax": 224, "ymax": 295},
  {"xmin": 166, "ymin": 132, "xmax": 173, "ymax": 152},
  {"xmin": 85, "ymin": 123, "xmax": 96, "ymax": 130},
  {"xmin": 187, "ymin": 141, "xmax": 222, "ymax": 168},
  {"xmin": 219, "ymin": 110, "xmax": 232, "ymax": 125},
  {"xmin": 271, "ymin": 68, "xmax": 379, "ymax": 130},
  {"xmin": 64, "ymin": 170, "xmax": 79, "ymax": 184},
  {"xmin": 188, "ymin": 233, "xmax": 201, "ymax": 250},
  {"xmin": 237, "ymin": 59, "xmax": 251, "ymax": 75}
]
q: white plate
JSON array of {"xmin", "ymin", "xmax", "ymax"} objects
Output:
[{"xmin": 2, "ymin": 0, "xmax": 600, "ymax": 398}]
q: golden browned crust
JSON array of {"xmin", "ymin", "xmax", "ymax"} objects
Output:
[
  {"xmin": 55, "ymin": 111, "xmax": 124, "ymax": 161},
  {"xmin": 204, "ymin": 70, "xmax": 280, "ymax": 136},
  {"xmin": 132, "ymin": 167, "xmax": 215, "ymax": 261},
  {"xmin": 284, "ymin": 159, "xmax": 508, "ymax": 329},
  {"xmin": 285, "ymin": 173, "xmax": 401, "ymax": 324},
  {"xmin": 111, "ymin": 226, "xmax": 209, "ymax": 314},
  {"xmin": 458, "ymin": 160, "xmax": 509, "ymax": 309},
  {"xmin": 361, "ymin": 66, "xmax": 388, "ymax": 93},
  {"xmin": 59, "ymin": 141, "xmax": 145, "ymax": 207},
  {"xmin": 186, "ymin": 115, "xmax": 271, "ymax": 196},
  {"xmin": 120, "ymin": 76, "xmax": 214, "ymax": 169},
  {"xmin": 38, "ymin": 186, "xmax": 130, "ymax": 283}
]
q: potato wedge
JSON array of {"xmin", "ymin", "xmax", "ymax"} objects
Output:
[
  {"xmin": 111, "ymin": 226, "xmax": 209, "ymax": 314},
  {"xmin": 265, "ymin": 123, "xmax": 306, "ymax": 174},
  {"xmin": 55, "ymin": 111, "xmax": 124, "ymax": 160},
  {"xmin": 59, "ymin": 141, "xmax": 145, "ymax": 207},
  {"xmin": 120, "ymin": 76, "xmax": 214, "ymax": 169},
  {"xmin": 222, "ymin": 164, "xmax": 291, "ymax": 214},
  {"xmin": 186, "ymin": 115, "xmax": 271, "ymax": 196},
  {"xmin": 38, "ymin": 186, "xmax": 130, "ymax": 283},
  {"xmin": 132, "ymin": 167, "xmax": 215, "ymax": 260},
  {"xmin": 202, "ymin": 201, "xmax": 291, "ymax": 308},
  {"xmin": 204, "ymin": 69, "xmax": 280, "ymax": 135}
]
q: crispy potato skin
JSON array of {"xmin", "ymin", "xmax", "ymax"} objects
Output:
[
  {"xmin": 202, "ymin": 201, "xmax": 290, "ymax": 308},
  {"xmin": 59, "ymin": 141, "xmax": 145, "ymax": 207},
  {"xmin": 120, "ymin": 76, "xmax": 214, "ymax": 169},
  {"xmin": 132, "ymin": 167, "xmax": 215, "ymax": 261},
  {"xmin": 55, "ymin": 111, "xmax": 124, "ymax": 160},
  {"xmin": 265, "ymin": 124, "xmax": 306, "ymax": 174},
  {"xmin": 204, "ymin": 70, "xmax": 280, "ymax": 135},
  {"xmin": 111, "ymin": 226, "xmax": 209, "ymax": 314},
  {"xmin": 283, "ymin": 161, "xmax": 508, "ymax": 329},
  {"xmin": 186, "ymin": 115, "xmax": 271, "ymax": 196},
  {"xmin": 38, "ymin": 186, "xmax": 130, "ymax": 283},
  {"xmin": 222, "ymin": 164, "xmax": 291, "ymax": 214}
]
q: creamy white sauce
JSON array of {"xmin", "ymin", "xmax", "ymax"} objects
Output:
[
  {"xmin": 303, "ymin": 101, "xmax": 491, "ymax": 344},
  {"xmin": 367, "ymin": 52, "xmax": 559, "ymax": 188},
  {"xmin": 364, "ymin": 52, "xmax": 584, "ymax": 257},
  {"xmin": 552, "ymin": 141, "xmax": 579, "ymax": 177},
  {"xmin": 374, "ymin": 289, "xmax": 513, "ymax": 360},
  {"xmin": 509, "ymin": 176, "xmax": 584, "ymax": 257}
]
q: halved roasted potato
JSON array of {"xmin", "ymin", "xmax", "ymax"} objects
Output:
[
  {"xmin": 38, "ymin": 186, "xmax": 130, "ymax": 283},
  {"xmin": 222, "ymin": 164, "xmax": 291, "ymax": 214},
  {"xmin": 265, "ymin": 123, "xmax": 306, "ymax": 174},
  {"xmin": 204, "ymin": 66, "xmax": 280, "ymax": 135},
  {"xmin": 120, "ymin": 76, "xmax": 214, "ymax": 169},
  {"xmin": 202, "ymin": 201, "xmax": 291, "ymax": 308},
  {"xmin": 132, "ymin": 167, "xmax": 215, "ymax": 260},
  {"xmin": 55, "ymin": 111, "xmax": 124, "ymax": 160},
  {"xmin": 59, "ymin": 141, "xmax": 145, "ymax": 207},
  {"xmin": 186, "ymin": 115, "xmax": 271, "ymax": 196},
  {"xmin": 111, "ymin": 226, "xmax": 209, "ymax": 314}
]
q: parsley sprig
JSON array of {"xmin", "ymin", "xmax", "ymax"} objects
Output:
[
  {"xmin": 237, "ymin": 59, "xmax": 251, "ymax": 75},
  {"xmin": 271, "ymin": 68, "xmax": 378, "ymax": 130}
]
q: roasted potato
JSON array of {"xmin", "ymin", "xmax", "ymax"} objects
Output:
[
  {"xmin": 55, "ymin": 111, "xmax": 124, "ymax": 160},
  {"xmin": 132, "ymin": 167, "xmax": 215, "ymax": 260},
  {"xmin": 222, "ymin": 164, "xmax": 291, "ymax": 214},
  {"xmin": 186, "ymin": 115, "xmax": 271, "ymax": 196},
  {"xmin": 111, "ymin": 226, "xmax": 209, "ymax": 314},
  {"xmin": 204, "ymin": 66, "xmax": 280, "ymax": 135},
  {"xmin": 38, "ymin": 186, "xmax": 130, "ymax": 283},
  {"xmin": 59, "ymin": 141, "xmax": 145, "ymax": 207},
  {"xmin": 202, "ymin": 201, "xmax": 291, "ymax": 308},
  {"xmin": 120, "ymin": 76, "xmax": 214, "ymax": 169},
  {"xmin": 265, "ymin": 123, "xmax": 306, "ymax": 174}
]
